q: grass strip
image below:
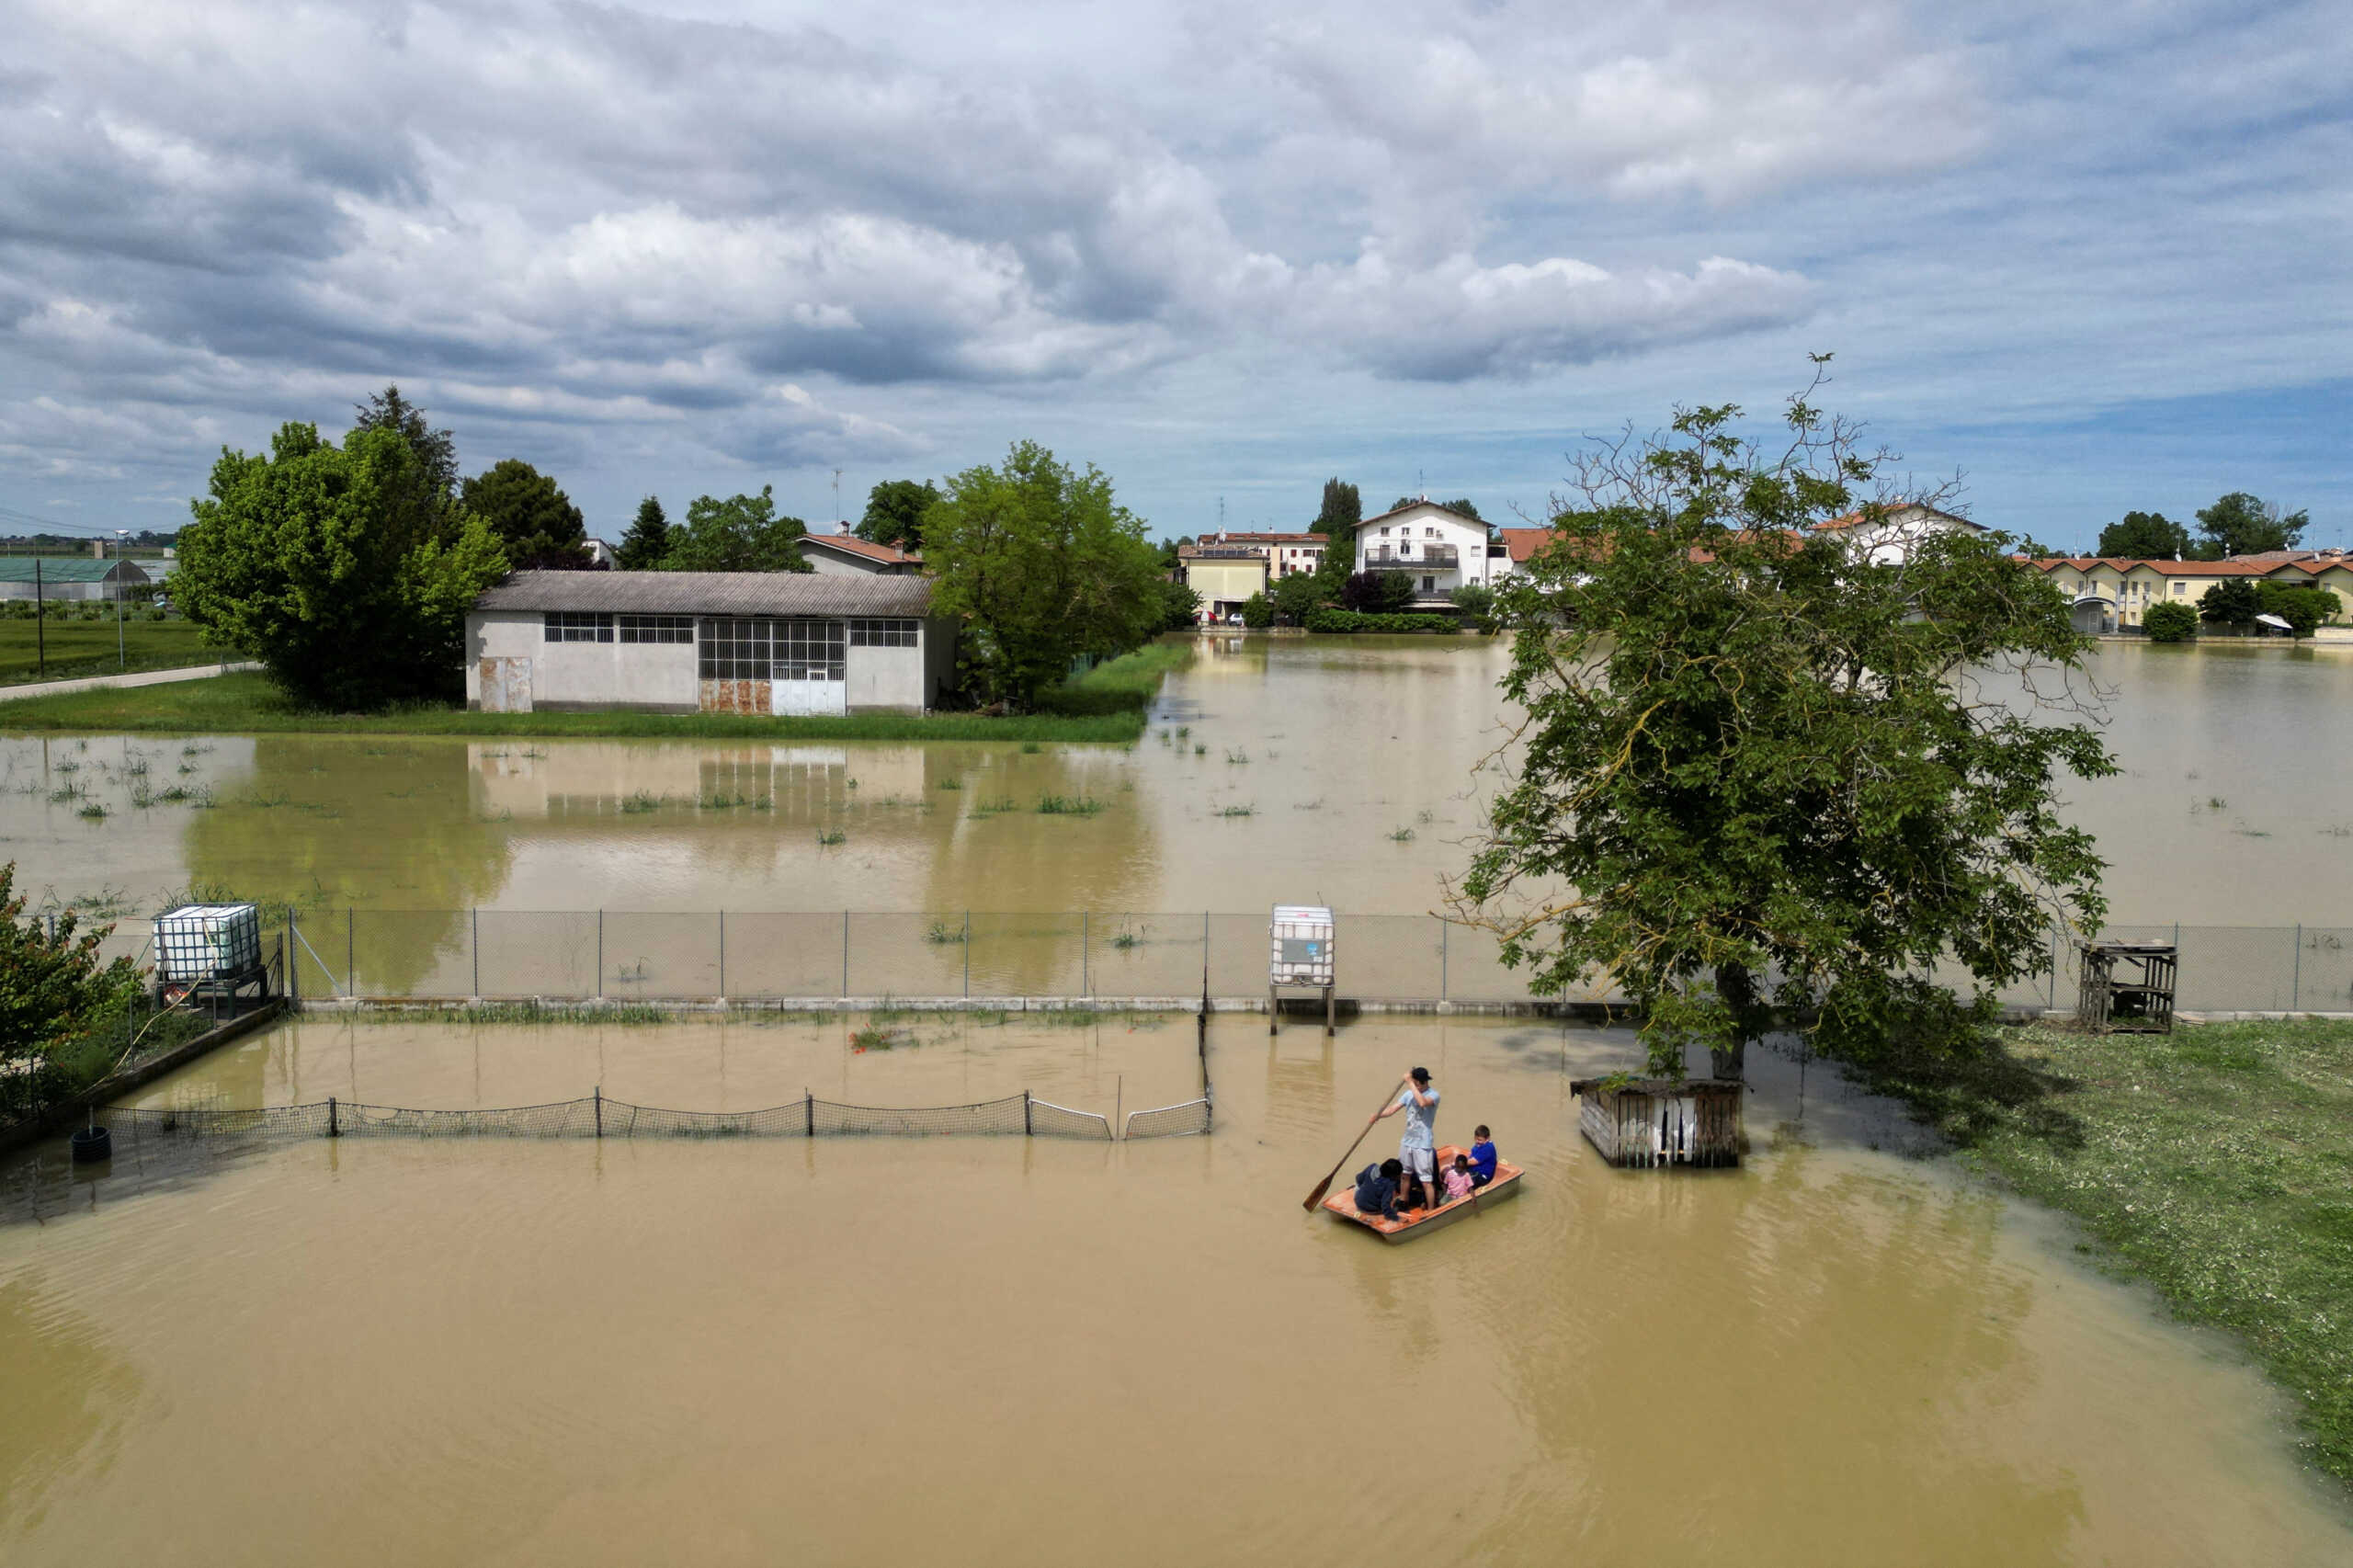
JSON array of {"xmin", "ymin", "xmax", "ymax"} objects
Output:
[
  {"xmin": 0, "ymin": 671, "xmax": 1146, "ymax": 742},
  {"xmin": 0, "ymin": 617, "xmax": 218, "ymax": 686},
  {"xmin": 1857, "ymin": 1018, "xmax": 2353, "ymax": 1487}
]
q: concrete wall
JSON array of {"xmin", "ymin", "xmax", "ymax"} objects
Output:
[
  {"xmin": 468, "ymin": 609, "xmax": 957, "ymax": 714},
  {"xmin": 924, "ymin": 615, "xmax": 958, "ymax": 707},
  {"xmin": 465, "ymin": 610, "xmax": 698, "ymax": 712}
]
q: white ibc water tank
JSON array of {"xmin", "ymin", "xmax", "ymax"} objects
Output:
[
  {"xmin": 1269, "ymin": 904, "xmax": 1335, "ymax": 987},
  {"xmin": 154, "ymin": 903, "xmax": 263, "ymax": 983}
]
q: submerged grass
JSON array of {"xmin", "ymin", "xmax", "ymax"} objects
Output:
[
  {"xmin": 0, "ymin": 671, "xmax": 1147, "ymax": 743},
  {"xmin": 1859, "ymin": 1018, "xmax": 2353, "ymax": 1487}
]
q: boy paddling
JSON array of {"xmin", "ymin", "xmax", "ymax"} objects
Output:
[{"xmin": 1370, "ymin": 1066, "xmax": 1440, "ymax": 1209}]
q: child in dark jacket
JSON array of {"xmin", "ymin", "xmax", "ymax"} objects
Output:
[{"xmin": 1353, "ymin": 1157, "xmax": 1405, "ymax": 1220}]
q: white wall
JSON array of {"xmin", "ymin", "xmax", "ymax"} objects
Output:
[{"xmin": 464, "ymin": 611, "xmax": 697, "ymax": 712}]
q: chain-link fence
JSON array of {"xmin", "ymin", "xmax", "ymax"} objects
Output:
[
  {"xmin": 98, "ymin": 1089, "xmax": 1114, "ymax": 1144},
  {"xmin": 83, "ymin": 912, "xmax": 2353, "ymax": 1014}
]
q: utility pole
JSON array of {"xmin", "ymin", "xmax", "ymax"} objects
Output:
[
  {"xmin": 114, "ymin": 530, "xmax": 129, "ymax": 669},
  {"xmin": 833, "ymin": 469, "xmax": 844, "ymax": 530}
]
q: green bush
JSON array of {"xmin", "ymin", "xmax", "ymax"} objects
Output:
[
  {"xmin": 1239, "ymin": 591, "xmax": 1273, "ymax": 629},
  {"xmin": 2142, "ymin": 600, "xmax": 2199, "ymax": 642},
  {"xmin": 1303, "ymin": 608, "xmax": 1461, "ymax": 634}
]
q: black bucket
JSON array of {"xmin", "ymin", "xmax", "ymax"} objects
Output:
[{"xmin": 69, "ymin": 1124, "xmax": 112, "ymax": 1164}]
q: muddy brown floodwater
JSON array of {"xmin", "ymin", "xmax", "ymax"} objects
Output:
[
  {"xmin": 1, "ymin": 637, "xmax": 2346, "ymax": 934},
  {"xmin": 4, "ymin": 1014, "xmax": 2349, "ymax": 1565}
]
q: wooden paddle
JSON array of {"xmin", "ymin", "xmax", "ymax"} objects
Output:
[{"xmin": 1302, "ymin": 1076, "xmax": 1408, "ymax": 1212}]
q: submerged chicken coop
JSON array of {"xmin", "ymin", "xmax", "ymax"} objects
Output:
[
  {"xmin": 1268, "ymin": 904, "xmax": 1335, "ymax": 1035},
  {"xmin": 2077, "ymin": 940, "xmax": 2177, "ymax": 1033},
  {"xmin": 1569, "ymin": 1077, "xmax": 1744, "ymax": 1169}
]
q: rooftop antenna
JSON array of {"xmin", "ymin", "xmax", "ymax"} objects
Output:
[{"xmin": 832, "ymin": 469, "xmax": 843, "ymax": 528}]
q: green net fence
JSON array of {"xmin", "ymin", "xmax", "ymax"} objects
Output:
[{"xmin": 100, "ymin": 1090, "xmax": 1114, "ymax": 1144}]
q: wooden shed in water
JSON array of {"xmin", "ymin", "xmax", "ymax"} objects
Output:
[{"xmin": 1569, "ymin": 1077, "xmax": 1744, "ymax": 1169}]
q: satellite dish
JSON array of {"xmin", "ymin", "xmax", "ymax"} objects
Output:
[{"xmin": 2255, "ymin": 613, "xmax": 2294, "ymax": 631}]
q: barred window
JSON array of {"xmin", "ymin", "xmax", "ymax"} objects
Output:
[
  {"xmin": 774, "ymin": 618, "xmax": 846, "ymax": 680},
  {"xmin": 619, "ymin": 614, "xmax": 694, "ymax": 644},
  {"xmin": 698, "ymin": 618, "xmax": 844, "ymax": 681},
  {"xmin": 544, "ymin": 611, "xmax": 613, "ymax": 643},
  {"xmin": 848, "ymin": 618, "xmax": 918, "ymax": 648},
  {"xmin": 699, "ymin": 617, "xmax": 769, "ymax": 680}
]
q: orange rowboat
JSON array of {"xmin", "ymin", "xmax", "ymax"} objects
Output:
[{"xmin": 1320, "ymin": 1143, "xmax": 1522, "ymax": 1242}]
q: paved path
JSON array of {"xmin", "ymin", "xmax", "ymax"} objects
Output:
[{"xmin": 0, "ymin": 661, "xmax": 260, "ymax": 702}]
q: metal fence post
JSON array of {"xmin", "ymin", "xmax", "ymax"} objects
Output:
[
  {"xmin": 805, "ymin": 1088, "xmax": 813, "ymax": 1136},
  {"xmin": 288, "ymin": 910, "xmax": 299, "ymax": 1006},
  {"xmin": 327, "ymin": 1096, "xmax": 338, "ymax": 1138},
  {"xmin": 2292, "ymin": 924, "xmax": 2302, "ymax": 1011},
  {"xmin": 1023, "ymin": 1089, "xmax": 1033, "ymax": 1136},
  {"xmin": 594, "ymin": 1085, "xmax": 603, "ymax": 1139}
]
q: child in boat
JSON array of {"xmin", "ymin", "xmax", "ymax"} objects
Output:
[
  {"xmin": 1469, "ymin": 1126, "xmax": 1498, "ymax": 1189},
  {"xmin": 1353, "ymin": 1158, "xmax": 1404, "ymax": 1221},
  {"xmin": 1441, "ymin": 1153, "xmax": 1475, "ymax": 1204}
]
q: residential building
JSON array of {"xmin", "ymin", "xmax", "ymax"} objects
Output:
[
  {"xmin": 0, "ymin": 558, "xmax": 153, "ymax": 601},
  {"xmin": 464, "ymin": 571, "xmax": 957, "ymax": 716},
  {"xmin": 2033, "ymin": 552, "xmax": 2352, "ymax": 631},
  {"xmin": 1811, "ymin": 503, "xmax": 1985, "ymax": 564},
  {"xmin": 1177, "ymin": 540, "xmax": 1270, "ymax": 621},
  {"xmin": 1353, "ymin": 501, "xmax": 1503, "ymax": 605},
  {"xmin": 801, "ymin": 535, "xmax": 923, "ymax": 575}
]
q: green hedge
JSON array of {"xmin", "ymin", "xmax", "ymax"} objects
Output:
[{"xmin": 1303, "ymin": 608, "xmax": 1461, "ymax": 634}]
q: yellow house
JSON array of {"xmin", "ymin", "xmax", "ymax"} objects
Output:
[
  {"xmin": 1178, "ymin": 544, "xmax": 1269, "ymax": 622},
  {"xmin": 2035, "ymin": 553, "xmax": 2351, "ymax": 632}
]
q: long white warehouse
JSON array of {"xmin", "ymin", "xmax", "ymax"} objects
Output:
[{"xmin": 465, "ymin": 571, "xmax": 958, "ymax": 716}]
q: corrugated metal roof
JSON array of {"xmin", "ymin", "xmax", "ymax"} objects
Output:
[
  {"xmin": 0, "ymin": 558, "xmax": 150, "ymax": 585},
  {"xmin": 473, "ymin": 570, "xmax": 934, "ymax": 617}
]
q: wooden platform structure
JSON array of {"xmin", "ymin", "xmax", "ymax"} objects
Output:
[
  {"xmin": 2077, "ymin": 941, "xmax": 2177, "ymax": 1034},
  {"xmin": 1569, "ymin": 1077, "xmax": 1743, "ymax": 1169}
]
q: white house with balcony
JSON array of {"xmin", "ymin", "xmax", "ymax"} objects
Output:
[{"xmin": 1353, "ymin": 501, "xmax": 1503, "ymax": 605}]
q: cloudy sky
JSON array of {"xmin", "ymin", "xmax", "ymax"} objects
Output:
[{"xmin": 2, "ymin": 0, "xmax": 2346, "ymax": 549}]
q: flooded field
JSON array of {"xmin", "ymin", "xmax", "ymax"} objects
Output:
[
  {"xmin": 1, "ymin": 638, "xmax": 2347, "ymax": 937},
  {"xmin": 5, "ymin": 1013, "xmax": 2349, "ymax": 1565}
]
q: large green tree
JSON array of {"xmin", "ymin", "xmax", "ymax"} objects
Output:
[
  {"xmin": 460, "ymin": 459, "xmax": 588, "ymax": 569},
  {"xmin": 1457, "ymin": 366, "xmax": 2114, "ymax": 1081},
  {"xmin": 2193, "ymin": 492, "xmax": 2308, "ymax": 559},
  {"xmin": 615, "ymin": 496, "xmax": 672, "ymax": 570},
  {"xmin": 350, "ymin": 384, "xmax": 460, "ymax": 545},
  {"xmin": 1315, "ymin": 478, "xmax": 1361, "ymax": 537},
  {"xmin": 925, "ymin": 440, "xmax": 1163, "ymax": 708},
  {"xmin": 177, "ymin": 423, "xmax": 508, "ymax": 709},
  {"xmin": 856, "ymin": 479, "xmax": 941, "ymax": 550},
  {"xmin": 663, "ymin": 486, "xmax": 813, "ymax": 573},
  {"xmin": 2096, "ymin": 509, "xmax": 2189, "ymax": 559}
]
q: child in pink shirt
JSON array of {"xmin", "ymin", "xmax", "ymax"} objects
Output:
[{"xmin": 1440, "ymin": 1153, "xmax": 1475, "ymax": 1204}]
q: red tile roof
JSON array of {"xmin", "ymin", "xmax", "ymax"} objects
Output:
[
  {"xmin": 1812, "ymin": 503, "xmax": 1982, "ymax": 533},
  {"xmin": 804, "ymin": 534, "xmax": 921, "ymax": 567}
]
